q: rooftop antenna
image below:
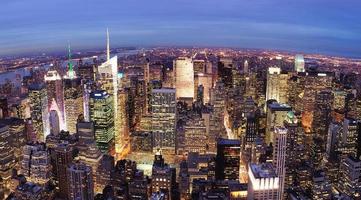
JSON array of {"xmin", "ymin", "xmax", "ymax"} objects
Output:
[{"xmin": 106, "ymin": 28, "xmax": 110, "ymax": 61}]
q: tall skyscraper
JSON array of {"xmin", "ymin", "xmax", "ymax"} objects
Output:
[
  {"xmin": 67, "ymin": 162, "xmax": 94, "ymax": 200},
  {"xmin": 266, "ymin": 102, "xmax": 291, "ymax": 145},
  {"xmin": 44, "ymin": 70, "xmax": 64, "ymax": 125},
  {"xmin": 0, "ymin": 124, "xmax": 15, "ymax": 198},
  {"xmin": 151, "ymin": 88, "xmax": 176, "ymax": 153},
  {"xmin": 28, "ymin": 83, "xmax": 49, "ymax": 141},
  {"xmin": 174, "ymin": 57, "xmax": 194, "ymax": 99},
  {"xmin": 54, "ymin": 143, "xmax": 74, "ymax": 199},
  {"xmin": 97, "ymin": 29, "xmax": 120, "ymax": 154},
  {"xmin": 63, "ymin": 45, "xmax": 83, "ymax": 133},
  {"xmin": 266, "ymin": 67, "xmax": 289, "ymax": 104},
  {"xmin": 49, "ymin": 99, "xmax": 62, "ymax": 135},
  {"xmin": 273, "ymin": 127, "xmax": 287, "ymax": 199},
  {"xmin": 215, "ymin": 139, "xmax": 241, "ymax": 181},
  {"xmin": 247, "ymin": 163, "xmax": 279, "ymax": 200},
  {"xmin": 89, "ymin": 90, "xmax": 115, "ymax": 154},
  {"xmin": 294, "ymin": 54, "xmax": 305, "ymax": 72}
]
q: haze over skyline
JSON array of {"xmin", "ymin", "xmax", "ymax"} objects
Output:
[{"xmin": 1, "ymin": 0, "xmax": 360, "ymax": 57}]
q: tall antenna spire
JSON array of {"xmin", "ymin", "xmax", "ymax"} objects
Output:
[
  {"xmin": 67, "ymin": 44, "xmax": 74, "ymax": 79},
  {"xmin": 106, "ymin": 28, "xmax": 110, "ymax": 61}
]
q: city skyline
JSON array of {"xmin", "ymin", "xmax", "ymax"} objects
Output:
[{"xmin": 1, "ymin": 0, "xmax": 361, "ymax": 57}]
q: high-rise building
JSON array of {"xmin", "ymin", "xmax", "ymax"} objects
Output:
[
  {"xmin": 340, "ymin": 118, "xmax": 358, "ymax": 157},
  {"xmin": 174, "ymin": 57, "xmax": 194, "ymax": 99},
  {"xmin": 273, "ymin": 127, "xmax": 287, "ymax": 199},
  {"xmin": 294, "ymin": 54, "xmax": 305, "ymax": 72},
  {"xmin": 54, "ymin": 143, "xmax": 74, "ymax": 199},
  {"xmin": 95, "ymin": 155, "xmax": 114, "ymax": 194},
  {"xmin": 310, "ymin": 170, "xmax": 332, "ymax": 199},
  {"xmin": 151, "ymin": 88, "xmax": 176, "ymax": 153},
  {"xmin": 44, "ymin": 70, "xmax": 64, "ymax": 124},
  {"xmin": 63, "ymin": 47, "xmax": 83, "ymax": 133},
  {"xmin": 89, "ymin": 90, "xmax": 115, "ymax": 154},
  {"xmin": 97, "ymin": 29, "xmax": 120, "ymax": 154},
  {"xmin": 0, "ymin": 97, "xmax": 9, "ymax": 119},
  {"xmin": 28, "ymin": 83, "xmax": 49, "ymax": 141},
  {"xmin": 151, "ymin": 152, "xmax": 176, "ymax": 200},
  {"xmin": 78, "ymin": 143, "xmax": 103, "ymax": 193},
  {"xmin": 67, "ymin": 162, "xmax": 94, "ymax": 200},
  {"xmin": 215, "ymin": 139, "xmax": 241, "ymax": 181},
  {"xmin": 0, "ymin": 124, "xmax": 15, "ymax": 198},
  {"xmin": 338, "ymin": 156, "xmax": 361, "ymax": 198},
  {"xmin": 266, "ymin": 102, "xmax": 291, "ymax": 145},
  {"xmin": 49, "ymin": 99, "xmax": 62, "ymax": 135},
  {"xmin": 20, "ymin": 143, "xmax": 51, "ymax": 185},
  {"xmin": 247, "ymin": 163, "xmax": 279, "ymax": 200},
  {"xmin": 184, "ymin": 117, "xmax": 207, "ymax": 154},
  {"xmin": 76, "ymin": 121, "xmax": 95, "ymax": 150},
  {"xmin": 266, "ymin": 67, "xmax": 289, "ymax": 104}
]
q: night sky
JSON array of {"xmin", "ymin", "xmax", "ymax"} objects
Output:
[{"xmin": 0, "ymin": 0, "xmax": 360, "ymax": 57}]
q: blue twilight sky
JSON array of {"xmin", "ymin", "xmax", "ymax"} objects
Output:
[{"xmin": 0, "ymin": 0, "xmax": 360, "ymax": 57}]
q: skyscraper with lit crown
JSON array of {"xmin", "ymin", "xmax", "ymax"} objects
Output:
[{"xmin": 63, "ymin": 45, "xmax": 83, "ymax": 133}]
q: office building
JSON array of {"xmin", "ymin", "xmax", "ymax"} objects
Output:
[
  {"xmin": 294, "ymin": 54, "xmax": 305, "ymax": 72},
  {"xmin": 247, "ymin": 163, "xmax": 279, "ymax": 200},
  {"xmin": 67, "ymin": 162, "xmax": 94, "ymax": 200},
  {"xmin": 266, "ymin": 67, "xmax": 289, "ymax": 104},
  {"xmin": 89, "ymin": 90, "xmax": 115, "ymax": 154},
  {"xmin": 215, "ymin": 139, "xmax": 241, "ymax": 181},
  {"xmin": 44, "ymin": 70, "xmax": 64, "ymax": 125},
  {"xmin": 273, "ymin": 127, "xmax": 287, "ymax": 199},
  {"xmin": 174, "ymin": 57, "xmax": 194, "ymax": 99},
  {"xmin": 266, "ymin": 102, "xmax": 291, "ymax": 145},
  {"xmin": 151, "ymin": 88, "xmax": 176, "ymax": 153},
  {"xmin": 28, "ymin": 84, "xmax": 49, "ymax": 141}
]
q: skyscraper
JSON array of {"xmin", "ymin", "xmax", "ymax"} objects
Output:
[
  {"xmin": 44, "ymin": 70, "xmax": 64, "ymax": 125},
  {"xmin": 97, "ymin": 29, "xmax": 120, "ymax": 154},
  {"xmin": 54, "ymin": 143, "xmax": 74, "ymax": 199},
  {"xmin": 273, "ymin": 127, "xmax": 287, "ymax": 199},
  {"xmin": 266, "ymin": 102, "xmax": 291, "ymax": 145},
  {"xmin": 63, "ymin": 46, "xmax": 83, "ymax": 133},
  {"xmin": 89, "ymin": 90, "xmax": 115, "ymax": 154},
  {"xmin": 67, "ymin": 162, "xmax": 94, "ymax": 200},
  {"xmin": 247, "ymin": 163, "xmax": 279, "ymax": 200},
  {"xmin": 0, "ymin": 124, "xmax": 15, "ymax": 198},
  {"xmin": 20, "ymin": 143, "xmax": 52, "ymax": 185},
  {"xmin": 174, "ymin": 57, "xmax": 194, "ymax": 99},
  {"xmin": 266, "ymin": 67, "xmax": 289, "ymax": 104},
  {"xmin": 294, "ymin": 54, "xmax": 305, "ymax": 72},
  {"xmin": 151, "ymin": 88, "xmax": 176, "ymax": 153},
  {"xmin": 215, "ymin": 139, "xmax": 241, "ymax": 181},
  {"xmin": 28, "ymin": 83, "xmax": 49, "ymax": 141}
]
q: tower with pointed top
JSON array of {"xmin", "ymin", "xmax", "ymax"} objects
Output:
[
  {"xmin": 97, "ymin": 29, "xmax": 124, "ymax": 156},
  {"xmin": 63, "ymin": 45, "xmax": 83, "ymax": 133}
]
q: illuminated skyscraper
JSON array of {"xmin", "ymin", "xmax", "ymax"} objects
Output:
[
  {"xmin": 44, "ymin": 70, "xmax": 64, "ymax": 125},
  {"xmin": 54, "ymin": 143, "xmax": 74, "ymax": 199},
  {"xmin": 340, "ymin": 118, "xmax": 358, "ymax": 157},
  {"xmin": 28, "ymin": 83, "xmax": 49, "ymax": 141},
  {"xmin": 215, "ymin": 139, "xmax": 241, "ymax": 181},
  {"xmin": 266, "ymin": 102, "xmax": 291, "ymax": 145},
  {"xmin": 184, "ymin": 117, "xmax": 207, "ymax": 154},
  {"xmin": 49, "ymin": 99, "xmax": 62, "ymax": 135},
  {"xmin": 294, "ymin": 54, "xmax": 305, "ymax": 72},
  {"xmin": 151, "ymin": 88, "xmax": 176, "ymax": 153},
  {"xmin": 97, "ymin": 29, "xmax": 120, "ymax": 154},
  {"xmin": 89, "ymin": 90, "xmax": 115, "ymax": 154},
  {"xmin": 67, "ymin": 162, "xmax": 94, "ymax": 200},
  {"xmin": 174, "ymin": 57, "xmax": 194, "ymax": 99},
  {"xmin": 266, "ymin": 67, "xmax": 289, "ymax": 104},
  {"xmin": 0, "ymin": 124, "xmax": 15, "ymax": 198},
  {"xmin": 63, "ymin": 46, "xmax": 83, "ymax": 133},
  {"xmin": 247, "ymin": 163, "xmax": 279, "ymax": 200},
  {"xmin": 273, "ymin": 127, "xmax": 287, "ymax": 199}
]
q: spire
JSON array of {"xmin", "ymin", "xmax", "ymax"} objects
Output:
[
  {"xmin": 106, "ymin": 28, "xmax": 110, "ymax": 61},
  {"xmin": 67, "ymin": 44, "xmax": 75, "ymax": 79}
]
